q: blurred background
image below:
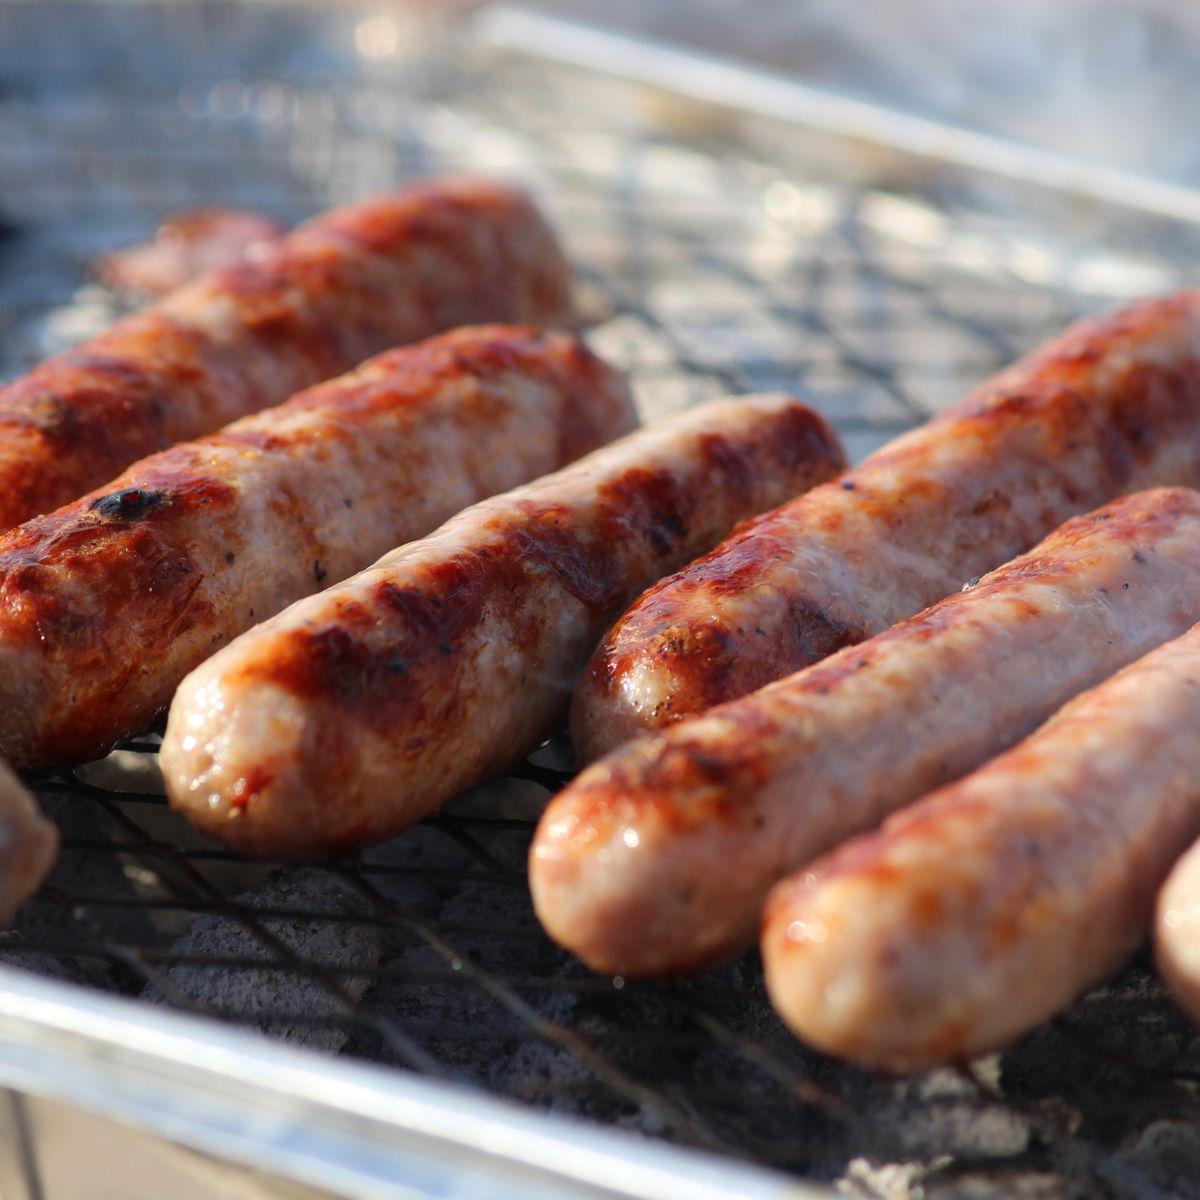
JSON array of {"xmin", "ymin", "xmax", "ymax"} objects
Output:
[{"xmin": 525, "ymin": 0, "xmax": 1200, "ymax": 188}]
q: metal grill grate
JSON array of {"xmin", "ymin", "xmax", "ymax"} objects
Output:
[{"xmin": 4, "ymin": 4, "xmax": 1200, "ymax": 1197}]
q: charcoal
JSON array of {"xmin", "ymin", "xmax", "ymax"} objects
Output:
[
  {"xmin": 0, "ymin": 787, "xmax": 153, "ymax": 989},
  {"xmin": 142, "ymin": 867, "xmax": 384, "ymax": 1053}
]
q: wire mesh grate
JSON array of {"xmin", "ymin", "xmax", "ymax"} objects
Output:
[{"xmin": 3, "ymin": 3, "xmax": 1200, "ymax": 1197}]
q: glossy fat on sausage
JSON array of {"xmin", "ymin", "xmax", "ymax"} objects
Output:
[
  {"xmin": 0, "ymin": 761, "xmax": 56, "ymax": 925},
  {"xmin": 0, "ymin": 326, "xmax": 633, "ymax": 769},
  {"xmin": 1155, "ymin": 834, "xmax": 1200, "ymax": 1026},
  {"xmin": 160, "ymin": 394, "xmax": 845, "ymax": 857},
  {"xmin": 532, "ymin": 488, "xmax": 1200, "ymax": 977},
  {"xmin": 572, "ymin": 294, "xmax": 1200, "ymax": 762},
  {"xmin": 0, "ymin": 176, "xmax": 571, "ymax": 530},
  {"xmin": 763, "ymin": 622, "xmax": 1200, "ymax": 1072}
]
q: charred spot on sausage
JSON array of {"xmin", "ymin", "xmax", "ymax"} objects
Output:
[{"xmin": 89, "ymin": 487, "xmax": 168, "ymax": 520}]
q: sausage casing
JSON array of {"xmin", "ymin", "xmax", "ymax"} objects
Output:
[
  {"xmin": 1155, "ymin": 832, "xmax": 1200, "ymax": 1026},
  {"xmin": 160, "ymin": 395, "xmax": 845, "ymax": 856},
  {"xmin": 0, "ymin": 176, "xmax": 571, "ymax": 529},
  {"xmin": 573, "ymin": 294, "xmax": 1200, "ymax": 761},
  {"xmin": 533, "ymin": 488, "xmax": 1200, "ymax": 976},
  {"xmin": 97, "ymin": 209, "xmax": 284, "ymax": 301},
  {"xmin": 763, "ymin": 621, "xmax": 1200, "ymax": 1071},
  {"xmin": 0, "ymin": 326, "xmax": 633, "ymax": 769}
]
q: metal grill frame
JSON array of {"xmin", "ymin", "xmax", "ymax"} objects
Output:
[{"xmin": 2, "ymin": 4, "xmax": 1200, "ymax": 1198}]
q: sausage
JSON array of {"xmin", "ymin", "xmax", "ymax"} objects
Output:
[
  {"xmin": 0, "ymin": 761, "xmax": 56, "ymax": 925},
  {"xmin": 97, "ymin": 209, "xmax": 283, "ymax": 301},
  {"xmin": 0, "ymin": 325, "xmax": 633, "ymax": 769},
  {"xmin": 0, "ymin": 176, "xmax": 571, "ymax": 530},
  {"xmin": 159, "ymin": 394, "xmax": 845, "ymax": 857},
  {"xmin": 762, "ymin": 621, "xmax": 1200, "ymax": 1072},
  {"xmin": 572, "ymin": 293, "xmax": 1200, "ymax": 762},
  {"xmin": 1155, "ymin": 833, "xmax": 1200, "ymax": 1025},
  {"xmin": 532, "ymin": 488, "xmax": 1200, "ymax": 976}
]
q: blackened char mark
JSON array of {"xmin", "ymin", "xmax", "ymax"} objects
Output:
[
  {"xmin": 89, "ymin": 488, "xmax": 168, "ymax": 521},
  {"xmin": 507, "ymin": 463, "xmax": 695, "ymax": 622}
]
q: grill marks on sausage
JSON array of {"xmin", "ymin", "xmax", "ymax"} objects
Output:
[
  {"xmin": 575, "ymin": 294, "xmax": 1200, "ymax": 748},
  {"xmin": 238, "ymin": 406, "xmax": 831, "ymax": 720},
  {"xmin": 238, "ymin": 515, "xmax": 609, "ymax": 717},
  {"xmin": 210, "ymin": 245, "xmax": 370, "ymax": 373},
  {"xmin": 970, "ymin": 363, "xmax": 1195, "ymax": 503},
  {"xmin": 513, "ymin": 464, "xmax": 694, "ymax": 616},
  {"xmin": 572, "ymin": 489, "xmax": 1197, "ymax": 841},
  {"xmin": 217, "ymin": 327, "xmax": 618, "ymax": 469},
  {"xmin": 158, "ymin": 394, "xmax": 845, "ymax": 855},
  {"xmin": 0, "ymin": 324, "xmax": 630, "ymax": 772},
  {"xmin": 8, "ymin": 323, "xmax": 211, "ymax": 444},
  {"xmin": 0, "ymin": 461, "xmax": 236, "ymax": 660},
  {"xmin": 960, "ymin": 318, "xmax": 1200, "ymax": 503},
  {"xmin": 589, "ymin": 529, "xmax": 869, "ymax": 716},
  {"xmin": 0, "ymin": 179, "xmax": 572, "ymax": 530},
  {"xmin": 321, "ymin": 188, "xmax": 502, "ymax": 257},
  {"xmin": 581, "ymin": 408, "xmax": 854, "ymax": 714},
  {"xmin": 0, "ymin": 322, "xmax": 211, "ymax": 518},
  {"xmin": 762, "ymin": 626, "xmax": 1200, "ymax": 1066},
  {"xmin": 89, "ymin": 488, "xmax": 169, "ymax": 520},
  {"xmin": 316, "ymin": 187, "xmax": 569, "ymax": 336},
  {"xmin": 233, "ymin": 548, "xmax": 542, "ymax": 776}
]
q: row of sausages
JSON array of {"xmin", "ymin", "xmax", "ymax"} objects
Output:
[
  {"xmin": 537, "ymin": 293, "xmax": 1200, "ymax": 1069},
  {"xmin": 0, "ymin": 178, "xmax": 846, "ymax": 903},
  {"xmin": 3, "ymin": 175, "xmax": 1200, "ymax": 1074}
]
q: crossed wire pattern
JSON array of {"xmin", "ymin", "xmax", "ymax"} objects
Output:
[{"xmin": 3, "ymin": 4, "xmax": 1200, "ymax": 1197}]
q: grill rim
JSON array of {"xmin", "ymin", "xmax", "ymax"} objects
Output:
[{"xmin": 0, "ymin": 963, "xmax": 825, "ymax": 1200}]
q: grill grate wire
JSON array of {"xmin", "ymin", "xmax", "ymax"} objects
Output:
[{"xmin": 3, "ymin": 3, "xmax": 1200, "ymax": 1196}]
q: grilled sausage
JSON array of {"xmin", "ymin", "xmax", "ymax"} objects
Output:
[
  {"xmin": 0, "ymin": 176, "xmax": 571, "ymax": 530},
  {"xmin": 160, "ymin": 395, "xmax": 845, "ymax": 857},
  {"xmin": 573, "ymin": 293, "xmax": 1200, "ymax": 762},
  {"xmin": 1155, "ymin": 833, "xmax": 1200, "ymax": 1026},
  {"xmin": 97, "ymin": 209, "xmax": 283, "ymax": 301},
  {"xmin": 0, "ymin": 326, "xmax": 633, "ymax": 769},
  {"xmin": 533, "ymin": 488, "xmax": 1200, "ymax": 976},
  {"xmin": 0, "ymin": 761, "xmax": 56, "ymax": 925},
  {"xmin": 763, "ymin": 622, "xmax": 1200, "ymax": 1071}
]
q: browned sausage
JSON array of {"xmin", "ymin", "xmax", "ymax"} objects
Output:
[
  {"xmin": 159, "ymin": 395, "xmax": 845, "ymax": 857},
  {"xmin": 0, "ymin": 326, "xmax": 633, "ymax": 769},
  {"xmin": 0, "ymin": 176, "xmax": 571, "ymax": 529},
  {"xmin": 763, "ymin": 621, "xmax": 1200, "ymax": 1071},
  {"xmin": 96, "ymin": 209, "xmax": 283, "ymax": 300},
  {"xmin": 533, "ymin": 488, "xmax": 1200, "ymax": 976},
  {"xmin": 572, "ymin": 294, "xmax": 1200, "ymax": 762},
  {"xmin": 1155, "ymin": 834, "xmax": 1200, "ymax": 1026}
]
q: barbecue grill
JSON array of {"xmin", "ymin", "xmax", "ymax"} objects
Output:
[{"xmin": 3, "ymin": 3, "xmax": 1200, "ymax": 1197}]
